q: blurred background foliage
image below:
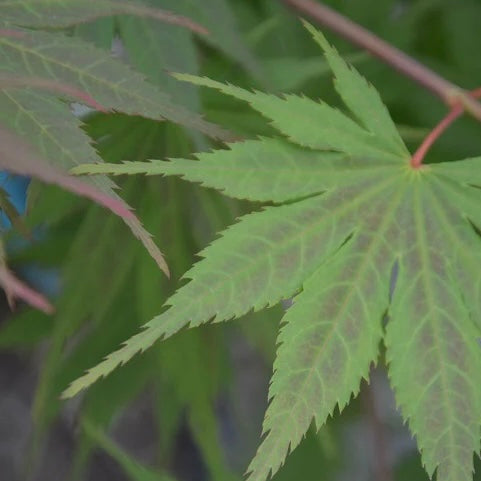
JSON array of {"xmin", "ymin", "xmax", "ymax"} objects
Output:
[{"xmin": 1, "ymin": 0, "xmax": 481, "ymax": 480}]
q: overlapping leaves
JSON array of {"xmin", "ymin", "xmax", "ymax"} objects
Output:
[
  {"xmin": 70, "ymin": 24, "xmax": 481, "ymax": 481},
  {"xmin": 0, "ymin": 0, "xmax": 234, "ymax": 278}
]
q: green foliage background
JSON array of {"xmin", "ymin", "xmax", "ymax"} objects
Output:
[{"xmin": 1, "ymin": 1, "xmax": 481, "ymax": 481}]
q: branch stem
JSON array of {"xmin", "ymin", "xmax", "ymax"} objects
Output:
[
  {"xmin": 411, "ymin": 87, "xmax": 481, "ymax": 168},
  {"xmin": 410, "ymin": 107, "xmax": 462, "ymax": 168}
]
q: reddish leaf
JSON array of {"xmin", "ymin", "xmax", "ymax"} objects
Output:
[{"xmin": 0, "ymin": 125, "xmax": 169, "ymax": 275}]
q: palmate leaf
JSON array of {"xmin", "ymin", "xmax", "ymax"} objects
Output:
[{"xmin": 67, "ymin": 26, "xmax": 481, "ymax": 481}]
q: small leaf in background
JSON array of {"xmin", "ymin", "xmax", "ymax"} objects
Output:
[
  {"xmin": 159, "ymin": 0, "xmax": 263, "ymax": 80},
  {"xmin": 117, "ymin": 10, "xmax": 205, "ymax": 147},
  {"xmin": 118, "ymin": 10, "xmax": 200, "ymax": 109},
  {"xmin": 83, "ymin": 421, "xmax": 176, "ymax": 481}
]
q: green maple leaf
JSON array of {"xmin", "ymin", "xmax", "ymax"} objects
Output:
[{"xmin": 69, "ymin": 24, "xmax": 481, "ymax": 481}]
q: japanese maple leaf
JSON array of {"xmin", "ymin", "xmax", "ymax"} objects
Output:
[{"xmin": 69, "ymin": 24, "xmax": 481, "ymax": 481}]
